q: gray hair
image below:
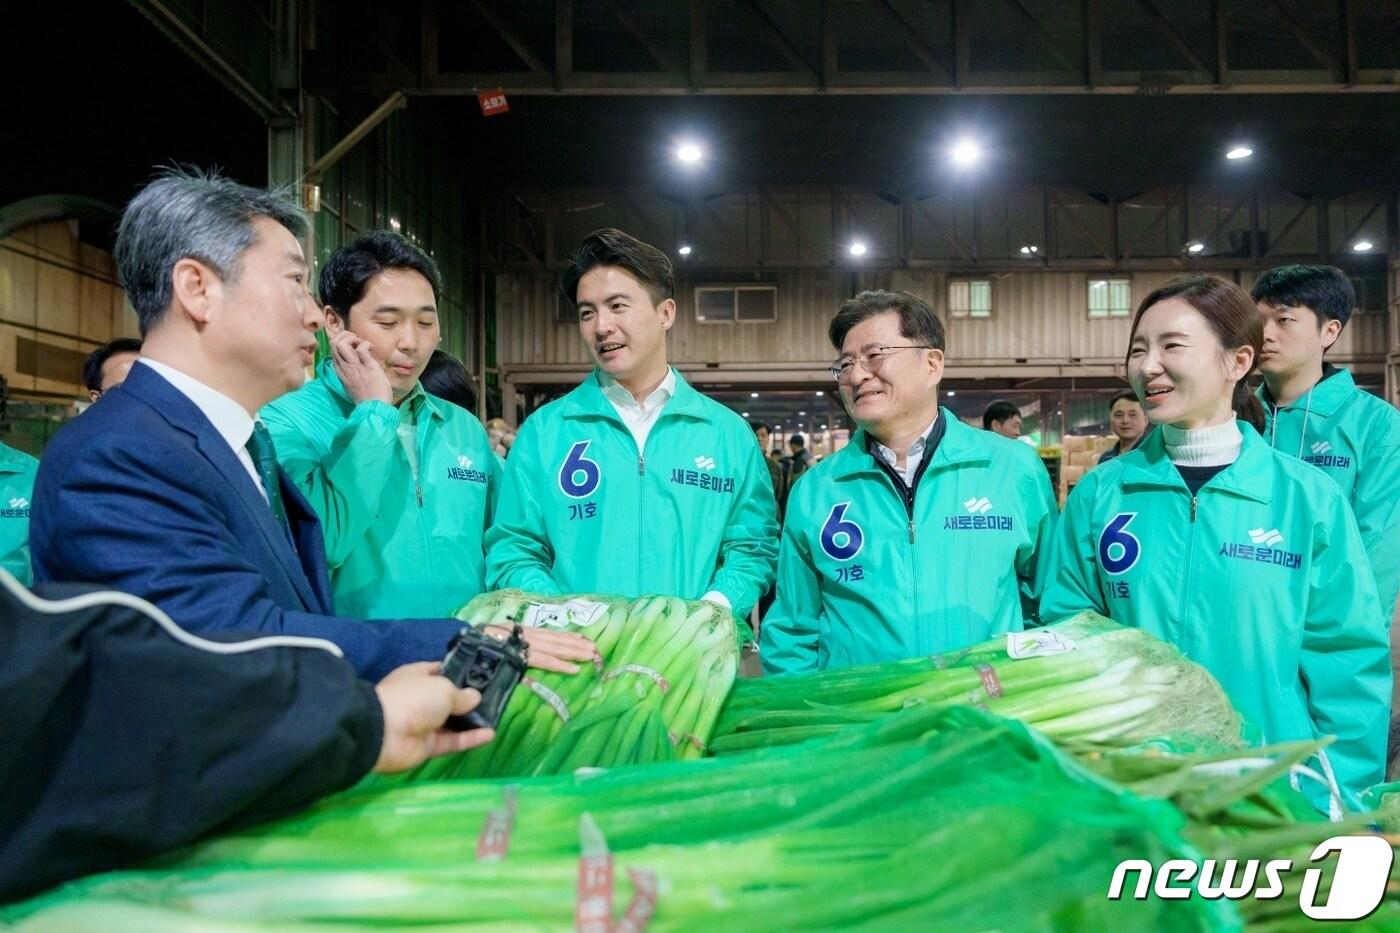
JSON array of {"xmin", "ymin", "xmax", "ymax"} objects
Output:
[{"xmin": 114, "ymin": 167, "xmax": 308, "ymax": 334}]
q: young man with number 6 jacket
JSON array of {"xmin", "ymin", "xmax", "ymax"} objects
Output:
[
  {"xmin": 762, "ymin": 290, "xmax": 1057, "ymax": 674},
  {"xmin": 485, "ymin": 229, "xmax": 778, "ymax": 624}
]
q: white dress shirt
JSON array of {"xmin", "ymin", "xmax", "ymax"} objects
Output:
[
  {"xmin": 598, "ymin": 367, "xmax": 730, "ymax": 610},
  {"xmin": 138, "ymin": 359, "xmax": 267, "ymax": 501},
  {"xmin": 872, "ymin": 412, "xmax": 941, "ymax": 486},
  {"xmin": 599, "ymin": 367, "xmax": 676, "ymax": 454}
]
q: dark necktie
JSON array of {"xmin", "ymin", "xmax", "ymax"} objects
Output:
[{"xmin": 246, "ymin": 421, "xmax": 290, "ymax": 531}]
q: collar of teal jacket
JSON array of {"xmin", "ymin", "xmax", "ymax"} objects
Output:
[
  {"xmin": 826, "ymin": 408, "xmax": 995, "ymax": 482},
  {"xmin": 316, "ymin": 358, "xmax": 445, "ymax": 422},
  {"xmin": 1257, "ymin": 365, "xmax": 1355, "ymax": 419},
  {"xmin": 0, "ymin": 442, "xmax": 36, "ymax": 475},
  {"xmin": 1115, "ymin": 419, "xmax": 1273, "ymax": 505},
  {"xmin": 558, "ymin": 367, "xmax": 711, "ymax": 425}
]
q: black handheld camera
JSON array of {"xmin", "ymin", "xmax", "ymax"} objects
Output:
[{"xmin": 440, "ymin": 624, "xmax": 529, "ymax": 731}]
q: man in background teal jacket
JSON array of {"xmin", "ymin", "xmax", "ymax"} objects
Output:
[
  {"xmin": 263, "ymin": 231, "xmax": 499, "ymax": 620},
  {"xmin": 486, "ymin": 229, "xmax": 778, "ymax": 621},
  {"xmin": 762, "ymin": 290, "xmax": 1056, "ymax": 674},
  {"xmin": 1252, "ymin": 264, "xmax": 1400, "ymax": 774}
]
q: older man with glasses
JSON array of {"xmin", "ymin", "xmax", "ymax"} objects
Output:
[{"xmin": 761, "ymin": 290, "xmax": 1058, "ymax": 674}]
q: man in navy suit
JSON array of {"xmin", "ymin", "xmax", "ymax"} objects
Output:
[{"xmin": 30, "ymin": 169, "xmax": 592, "ymax": 681}]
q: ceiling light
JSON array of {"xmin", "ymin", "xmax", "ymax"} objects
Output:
[
  {"xmin": 848, "ymin": 240, "xmax": 868, "ymax": 257},
  {"xmin": 1353, "ymin": 240, "xmax": 1374, "ymax": 253},
  {"xmin": 741, "ymin": 412, "xmax": 748, "ymax": 417},
  {"xmin": 798, "ymin": 410, "xmax": 807, "ymax": 415},
  {"xmin": 814, "ymin": 390, "xmax": 824, "ymax": 396},
  {"xmin": 1186, "ymin": 241, "xmax": 1205, "ymax": 254},
  {"xmin": 1225, "ymin": 145, "xmax": 1253, "ymax": 160},
  {"xmin": 1019, "ymin": 245, "xmax": 1039, "ymax": 255},
  {"xmin": 677, "ymin": 244, "xmax": 693, "ymax": 256},
  {"xmin": 675, "ymin": 140, "xmax": 704, "ymax": 165},
  {"xmin": 946, "ymin": 390, "xmax": 956, "ymax": 397},
  {"xmin": 949, "ymin": 138, "xmax": 982, "ymax": 167},
  {"xmin": 750, "ymin": 392, "xmax": 759, "ymax": 398},
  {"xmin": 821, "ymin": 423, "xmax": 828, "ymax": 429}
]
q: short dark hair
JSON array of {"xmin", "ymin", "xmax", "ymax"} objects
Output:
[
  {"xmin": 319, "ymin": 230, "xmax": 441, "ymax": 321},
  {"xmin": 751, "ymin": 422, "xmax": 769, "ymax": 435},
  {"xmin": 1250, "ymin": 265, "xmax": 1354, "ymax": 328},
  {"xmin": 982, "ymin": 400, "xmax": 1020, "ymax": 429},
  {"xmin": 82, "ymin": 338, "xmax": 143, "ymax": 392},
  {"xmin": 828, "ymin": 289, "xmax": 945, "ymax": 352},
  {"xmin": 789, "ymin": 434, "xmax": 806, "ymax": 448},
  {"xmin": 1108, "ymin": 390, "xmax": 1140, "ymax": 411},
  {"xmin": 115, "ymin": 167, "xmax": 308, "ymax": 334},
  {"xmin": 419, "ymin": 349, "xmax": 477, "ymax": 412},
  {"xmin": 561, "ymin": 228, "xmax": 674, "ymax": 307}
]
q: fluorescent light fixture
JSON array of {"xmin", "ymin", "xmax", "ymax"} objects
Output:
[
  {"xmin": 750, "ymin": 392, "xmax": 760, "ymax": 398},
  {"xmin": 1353, "ymin": 240, "xmax": 1374, "ymax": 252},
  {"xmin": 677, "ymin": 244, "xmax": 693, "ymax": 256},
  {"xmin": 1019, "ymin": 245, "xmax": 1039, "ymax": 255},
  {"xmin": 798, "ymin": 410, "xmax": 807, "ymax": 416},
  {"xmin": 946, "ymin": 390, "xmax": 956, "ymax": 397},
  {"xmin": 949, "ymin": 138, "xmax": 982, "ymax": 167},
  {"xmin": 848, "ymin": 240, "xmax": 868, "ymax": 257},
  {"xmin": 1187, "ymin": 241, "xmax": 1205, "ymax": 254},
  {"xmin": 814, "ymin": 390, "xmax": 824, "ymax": 396},
  {"xmin": 675, "ymin": 140, "xmax": 704, "ymax": 165},
  {"xmin": 741, "ymin": 412, "xmax": 749, "ymax": 417},
  {"xmin": 1225, "ymin": 145, "xmax": 1253, "ymax": 160}
]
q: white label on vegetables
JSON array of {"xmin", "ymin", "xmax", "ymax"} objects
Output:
[
  {"xmin": 1006, "ymin": 631, "xmax": 1077, "ymax": 659},
  {"xmin": 522, "ymin": 599, "xmax": 609, "ymax": 629}
]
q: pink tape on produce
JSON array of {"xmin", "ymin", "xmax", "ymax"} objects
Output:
[
  {"xmin": 524, "ymin": 676, "xmax": 573, "ymax": 723},
  {"xmin": 602, "ymin": 664, "xmax": 670, "ymax": 694},
  {"xmin": 475, "ymin": 786, "xmax": 518, "ymax": 862},
  {"xmin": 614, "ymin": 868, "xmax": 659, "ymax": 933},
  {"xmin": 976, "ymin": 664, "xmax": 1004, "ymax": 699},
  {"xmin": 576, "ymin": 815, "xmax": 614, "ymax": 933}
]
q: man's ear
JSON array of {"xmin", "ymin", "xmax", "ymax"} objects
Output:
[
  {"xmin": 926, "ymin": 347, "xmax": 945, "ymax": 384},
  {"xmin": 1320, "ymin": 317, "xmax": 1343, "ymax": 352},
  {"xmin": 169, "ymin": 258, "xmax": 218, "ymax": 326},
  {"xmin": 657, "ymin": 298, "xmax": 677, "ymax": 331},
  {"xmin": 324, "ymin": 306, "xmax": 346, "ymax": 335}
]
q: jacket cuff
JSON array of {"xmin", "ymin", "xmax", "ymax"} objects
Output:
[{"xmin": 347, "ymin": 679, "xmax": 386, "ymax": 784}]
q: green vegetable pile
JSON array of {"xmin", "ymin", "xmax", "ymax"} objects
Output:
[
  {"xmin": 2, "ymin": 707, "xmax": 1252, "ymax": 931},
  {"xmin": 714, "ymin": 612, "xmax": 1245, "ymax": 755},
  {"xmin": 382, "ymin": 590, "xmax": 739, "ymax": 782}
]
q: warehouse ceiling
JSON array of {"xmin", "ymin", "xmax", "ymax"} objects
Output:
[{"xmin": 5, "ymin": 1, "xmax": 1400, "ymax": 218}]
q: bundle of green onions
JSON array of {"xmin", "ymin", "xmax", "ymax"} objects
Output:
[
  {"xmin": 1, "ymin": 707, "xmax": 1242, "ymax": 931},
  {"xmin": 713, "ymin": 612, "xmax": 1244, "ymax": 755},
  {"xmin": 382, "ymin": 589, "xmax": 739, "ymax": 782}
]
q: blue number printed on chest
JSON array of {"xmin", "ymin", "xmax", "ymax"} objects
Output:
[
  {"xmin": 558, "ymin": 441, "xmax": 601, "ymax": 499},
  {"xmin": 819, "ymin": 502, "xmax": 864, "ymax": 562},
  {"xmin": 1098, "ymin": 512, "xmax": 1142, "ymax": 576}
]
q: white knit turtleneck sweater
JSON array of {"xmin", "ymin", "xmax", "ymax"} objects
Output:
[{"xmin": 1160, "ymin": 419, "xmax": 1242, "ymax": 467}]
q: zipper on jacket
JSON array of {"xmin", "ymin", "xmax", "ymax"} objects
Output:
[
  {"xmin": 1189, "ymin": 495, "xmax": 1197, "ymax": 522},
  {"xmin": 1177, "ymin": 492, "xmax": 1199, "ymax": 621},
  {"xmin": 638, "ymin": 454, "xmax": 646, "ymax": 475}
]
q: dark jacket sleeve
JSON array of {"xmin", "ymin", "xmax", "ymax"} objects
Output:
[
  {"xmin": 0, "ymin": 579, "xmax": 383, "ymax": 903},
  {"xmin": 28, "ymin": 418, "xmax": 460, "ymax": 681}
]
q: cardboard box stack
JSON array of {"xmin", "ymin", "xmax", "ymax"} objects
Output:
[{"xmin": 1058, "ymin": 434, "xmax": 1119, "ymax": 505}]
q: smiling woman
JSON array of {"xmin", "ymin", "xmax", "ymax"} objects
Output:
[{"xmin": 1041, "ymin": 275, "xmax": 1390, "ymax": 812}]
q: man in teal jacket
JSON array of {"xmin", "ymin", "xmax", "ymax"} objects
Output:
[
  {"xmin": 485, "ymin": 229, "xmax": 778, "ymax": 621},
  {"xmin": 262, "ymin": 231, "xmax": 500, "ymax": 620},
  {"xmin": 762, "ymin": 290, "xmax": 1057, "ymax": 674},
  {"xmin": 1, "ymin": 439, "xmax": 38, "ymax": 586},
  {"xmin": 1252, "ymin": 265, "xmax": 1400, "ymax": 772},
  {"xmin": 1041, "ymin": 424, "xmax": 1388, "ymax": 807}
]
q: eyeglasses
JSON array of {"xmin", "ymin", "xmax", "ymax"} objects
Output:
[{"xmin": 829, "ymin": 346, "xmax": 932, "ymax": 382}]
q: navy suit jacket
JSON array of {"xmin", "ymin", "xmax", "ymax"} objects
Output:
[{"xmin": 30, "ymin": 363, "xmax": 460, "ymax": 680}]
